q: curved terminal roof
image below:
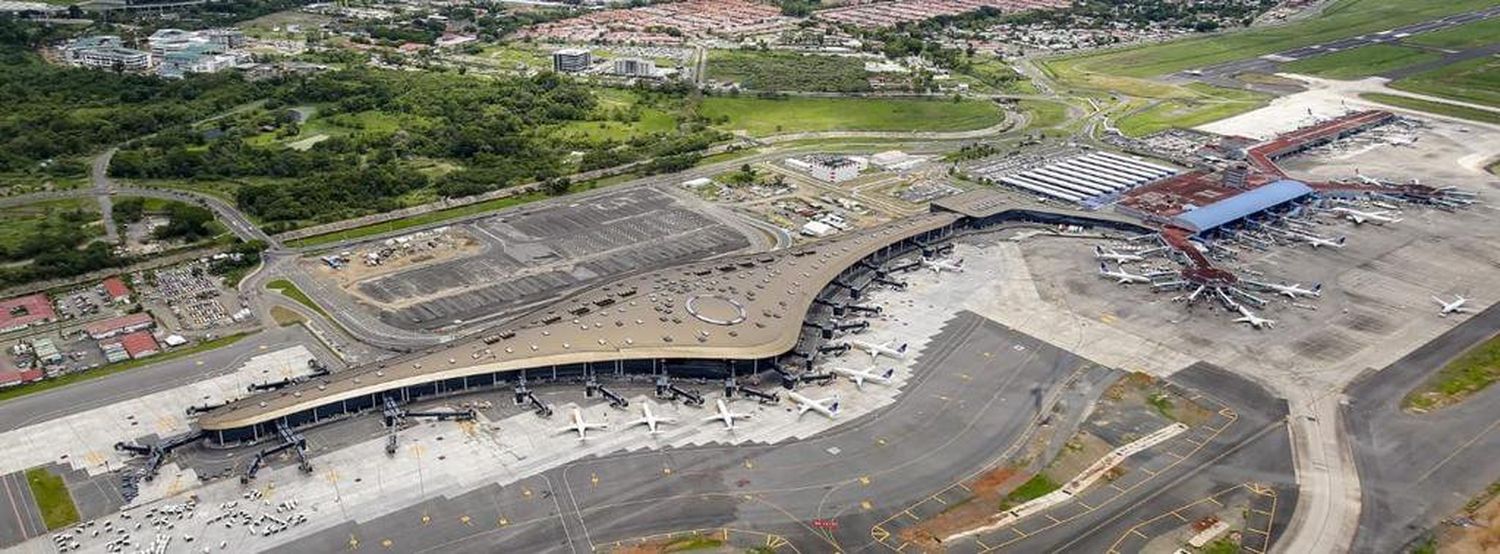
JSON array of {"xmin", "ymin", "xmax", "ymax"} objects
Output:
[
  {"xmin": 200, "ymin": 213, "xmax": 960, "ymax": 430},
  {"xmin": 1171, "ymin": 179, "xmax": 1313, "ymax": 234}
]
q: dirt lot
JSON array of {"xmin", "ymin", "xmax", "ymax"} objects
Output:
[
  {"xmin": 1437, "ymin": 484, "xmax": 1500, "ymax": 553},
  {"xmin": 896, "ymin": 465, "xmax": 1026, "ymax": 550}
]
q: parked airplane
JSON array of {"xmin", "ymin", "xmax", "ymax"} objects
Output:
[
  {"xmin": 1298, "ymin": 234, "xmax": 1347, "ymax": 249},
  {"xmin": 830, "ymin": 366, "xmax": 895, "ymax": 389},
  {"xmin": 921, "ymin": 257, "xmax": 964, "ymax": 274},
  {"xmin": 703, "ymin": 399, "xmax": 751, "ymax": 430},
  {"xmin": 788, "ymin": 391, "xmax": 840, "ymax": 419},
  {"xmin": 1094, "ymin": 245, "xmax": 1144, "ymax": 263},
  {"xmin": 626, "ymin": 403, "xmax": 676, "ymax": 434},
  {"xmin": 1434, "ymin": 295, "xmax": 1473, "ymax": 317},
  {"xmin": 558, "ymin": 408, "xmax": 608, "ymax": 440},
  {"xmin": 1257, "ymin": 281, "xmax": 1322, "ymax": 299},
  {"xmin": 1330, "ymin": 207, "xmax": 1402, "ymax": 225},
  {"xmin": 1098, "ymin": 263, "xmax": 1151, "ymax": 285},
  {"xmin": 848, "ymin": 339, "xmax": 908, "ymax": 361},
  {"xmin": 1234, "ymin": 306, "xmax": 1276, "ymax": 330}
]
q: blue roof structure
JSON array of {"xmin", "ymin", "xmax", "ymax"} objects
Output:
[{"xmin": 1171, "ymin": 179, "xmax": 1314, "ymax": 233}]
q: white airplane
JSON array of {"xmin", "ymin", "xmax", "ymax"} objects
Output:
[
  {"xmin": 1094, "ymin": 245, "xmax": 1144, "ymax": 263},
  {"xmin": 702, "ymin": 398, "xmax": 751, "ymax": 430},
  {"xmin": 1434, "ymin": 295, "xmax": 1473, "ymax": 317},
  {"xmin": 557, "ymin": 408, "xmax": 608, "ymax": 440},
  {"xmin": 787, "ymin": 391, "xmax": 840, "ymax": 419},
  {"xmin": 1298, "ymin": 235, "xmax": 1346, "ymax": 249},
  {"xmin": 626, "ymin": 403, "xmax": 676, "ymax": 434},
  {"xmin": 1260, "ymin": 281, "xmax": 1322, "ymax": 299},
  {"xmin": 848, "ymin": 339, "xmax": 908, "ymax": 361},
  {"xmin": 1098, "ymin": 263, "xmax": 1151, "ymax": 285},
  {"xmin": 920, "ymin": 257, "xmax": 964, "ymax": 274},
  {"xmin": 830, "ymin": 366, "xmax": 895, "ymax": 389},
  {"xmin": 1329, "ymin": 207, "xmax": 1402, "ymax": 225},
  {"xmin": 1233, "ymin": 306, "xmax": 1276, "ymax": 330}
]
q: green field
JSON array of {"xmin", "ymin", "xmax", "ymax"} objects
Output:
[
  {"xmin": 1044, "ymin": 0, "xmax": 1496, "ymax": 79},
  {"xmin": 1019, "ymin": 99, "xmax": 1069, "ymax": 129},
  {"xmin": 1002, "ymin": 474, "xmax": 1061, "ymax": 509},
  {"xmin": 0, "ymin": 199, "xmax": 99, "ymax": 254},
  {"xmin": 1404, "ymin": 331, "xmax": 1500, "ymax": 411},
  {"xmin": 1281, "ymin": 44, "xmax": 1443, "ymax": 79},
  {"xmin": 1361, "ymin": 93, "xmax": 1500, "ymax": 125},
  {"xmin": 266, "ymin": 279, "xmax": 330, "ymax": 318},
  {"xmin": 708, "ymin": 50, "xmax": 871, "ymax": 92},
  {"xmin": 1390, "ymin": 56, "xmax": 1500, "ymax": 108},
  {"xmin": 24, "ymin": 468, "xmax": 78, "ymax": 530},
  {"xmin": 0, "ymin": 334, "xmax": 249, "ymax": 404},
  {"xmin": 1406, "ymin": 18, "xmax": 1500, "ymax": 50},
  {"xmin": 1114, "ymin": 84, "xmax": 1270, "ymax": 137},
  {"xmin": 547, "ymin": 89, "xmax": 680, "ymax": 143},
  {"xmin": 700, "ymin": 97, "xmax": 1002, "ymax": 136}
]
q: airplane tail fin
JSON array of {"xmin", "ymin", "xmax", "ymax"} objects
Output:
[
  {"xmin": 1337, "ymin": 237, "xmax": 1347, "ymax": 246},
  {"xmin": 1099, "ymin": 262, "xmax": 1108, "ymax": 274},
  {"xmin": 1313, "ymin": 283, "xmax": 1322, "ymax": 292},
  {"xmin": 829, "ymin": 395, "xmax": 841, "ymax": 415},
  {"xmin": 882, "ymin": 368, "xmax": 895, "ymax": 379},
  {"xmin": 897, "ymin": 343, "xmax": 908, "ymax": 353}
]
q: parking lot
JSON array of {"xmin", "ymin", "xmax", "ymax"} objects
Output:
[
  {"xmin": 138, "ymin": 261, "xmax": 249, "ymax": 332},
  {"xmin": 337, "ymin": 187, "xmax": 759, "ymax": 331}
]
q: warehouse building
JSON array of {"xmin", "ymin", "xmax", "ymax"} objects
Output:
[{"xmin": 972, "ymin": 151, "xmax": 1177, "ymax": 206}]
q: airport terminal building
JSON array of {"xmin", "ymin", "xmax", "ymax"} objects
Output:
[{"xmin": 199, "ymin": 196, "xmax": 1151, "ymax": 446}]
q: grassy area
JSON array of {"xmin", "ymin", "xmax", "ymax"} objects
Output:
[
  {"xmin": 1001, "ymin": 474, "xmax": 1060, "ymax": 509},
  {"xmin": 1405, "ymin": 17, "xmax": 1500, "ymax": 50},
  {"xmin": 1202, "ymin": 537, "xmax": 1241, "ymax": 554},
  {"xmin": 0, "ymin": 334, "xmax": 250, "ymax": 404},
  {"xmin": 1403, "ymin": 331, "xmax": 1500, "ymax": 411},
  {"xmin": 708, "ymin": 49, "xmax": 871, "ymax": 92},
  {"xmin": 1361, "ymin": 93, "xmax": 1500, "ymax": 125},
  {"xmin": 1281, "ymin": 44, "xmax": 1443, "ymax": 79},
  {"xmin": 266, "ymin": 279, "xmax": 330, "ymax": 319},
  {"xmin": 1043, "ymin": 0, "xmax": 1496, "ymax": 79},
  {"xmin": 478, "ymin": 44, "xmax": 550, "ymax": 71},
  {"xmin": 0, "ymin": 198, "xmax": 101, "ymax": 257},
  {"xmin": 1114, "ymin": 83, "xmax": 1270, "ymax": 136},
  {"xmin": 701, "ymin": 96, "xmax": 1002, "ymax": 136},
  {"xmin": 270, "ymin": 305, "xmax": 306, "ymax": 327},
  {"xmin": 1390, "ymin": 56, "xmax": 1500, "ymax": 108},
  {"xmin": 24, "ymin": 468, "xmax": 78, "ymax": 530},
  {"xmin": 660, "ymin": 536, "xmax": 726, "ymax": 552},
  {"xmin": 1019, "ymin": 99, "xmax": 1069, "ymax": 129}
]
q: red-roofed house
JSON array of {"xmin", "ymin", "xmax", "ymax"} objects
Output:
[
  {"xmin": 116, "ymin": 331, "xmax": 159, "ymax": 359},
  {"xmin": 86, "ymin": 312, "xmax": 155, "ymax": 340},
  {"xmin": 102, "ymin": 277, "xmax": 131, "ymax": 304},
  {"xmin": 0, "ymin": 293, "xmax": 57, "ymax": 334}
]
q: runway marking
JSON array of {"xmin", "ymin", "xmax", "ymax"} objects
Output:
[
  {"xmin": 1245, "ymin": 526, "xmax": 1270, "ymax": 535},
  {"xmin": 904, "ymin": 509, "xmax": 920, "ymax": 521},
  {"xmin": 956, "ymin": 483, "xmax": 971, "ymax": 492},
  {"xmin": 932, "ymin": 495, "xmax": 946, "ymax": 505},
  {"xmin": 1010, "ymin": 527, "xmax": 1028, "ymax": 538},
  {"xmin": 1252, "ymin": 509, "xmax": 1272, "ymax": 516},
  {"xmin": 871, "ymin": 525, "xmax": 890, "ymax": 542},
  {"xmin": 1108, "ymin": 483, "xmax": 1127, "ymax": 493},
  {"xmin": 1169, "ymin": 511, "xmax": 1188, "ymax": 522},
  {"xmin": 1207, "ymin": 497, "xmax": 1222, "ymax": 506},
  {"xmin": 1045, "ymin": 514, "xmax": 1062, "ymax": 524},
  {"xmin": 1132, "ymin": 529, "xmax": 1149, "ymax": 539},
  {"xmin": 975, "ymin": 538, "xmax": 992, "ymax": 550}
]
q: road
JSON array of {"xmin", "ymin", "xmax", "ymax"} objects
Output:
[{"xmin": 90, "ymin": 148, "xmax": 118, "ymax": 244}]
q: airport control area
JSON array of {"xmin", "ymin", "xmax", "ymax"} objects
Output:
[{"xmin": 2, "ymin": 2, "xmax": 1500, "ymax": 554}]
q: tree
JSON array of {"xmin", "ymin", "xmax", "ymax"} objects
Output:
[{"xmin": 542, "ymin": 177, "xmax": 571, "ymax": 196}]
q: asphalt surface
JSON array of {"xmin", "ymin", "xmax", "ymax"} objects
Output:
[
  {"xmin": 971, "ymin": 363, "xmax": 1296, "ymax": 553},
  {"xmin": 273, "ymin": 310, "xmax": 1100, "ymax": 553},
  {"xmin": 1345, "ymin": 300, "xmax": 1500, "ymax": 552},
  {"xmin": 0, "ymin": 326, "xmax": 334, "ymax": 434},
  {"xmin": 0, "ymin": 471, "xmax": 46, "ymax": 548}
]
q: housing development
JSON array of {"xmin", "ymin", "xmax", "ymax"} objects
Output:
[{"xmin": 0, "ymin": 0, "xmax": 1497, "ymax": 553}]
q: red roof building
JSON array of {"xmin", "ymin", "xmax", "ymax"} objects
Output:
[
  {"xmin": 0, "ymin": 293, "xmax": 57, "ymax": 334},
  {"xmin": 85, "ymin": 312, "xmax": 155, "ymax": 340},
  {"xmin": 0, "ymin": 369, "xmax": 44, "ymax": 388},
  {"xmin": 102, "ymin": 277, "xmax": 131, "ymax": 304},
  {"xmin": 117, "ymin": 331, "xmax": 159, "ymax": 359}
]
